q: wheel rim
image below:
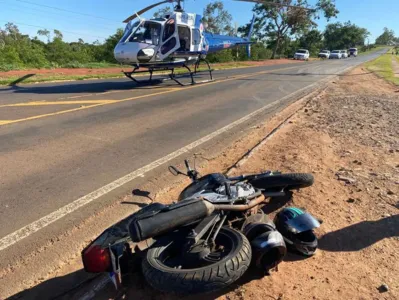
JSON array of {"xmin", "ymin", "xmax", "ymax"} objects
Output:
[{"xmin": 155, "ymin": 228, "xmax": 237, "ymax": 270}]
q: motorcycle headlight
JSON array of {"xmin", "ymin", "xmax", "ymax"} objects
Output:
[{"xmin": 137, "ymin": 48, "xmax": 155, "ymax": 62}]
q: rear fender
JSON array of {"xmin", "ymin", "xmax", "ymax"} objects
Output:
[{"xmin": 82, "ymin": 212, "xmax": 155, "ymax": 289}]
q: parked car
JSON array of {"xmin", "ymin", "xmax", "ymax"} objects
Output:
[
  {"xmin": 294, "ymin": 49, "xmax": 310, "ymax": 60},
  {"xmin": 318, "ymin": 50, "xmax": 330, "ymax": 59},
  {"xmin": 340, "ymin": 50, "xmax": 348, "ymax": 58},
  {"xmin": 349, "ymin": 48, "xmax": 358, "ymax": 57},
  {"xmin": 329, "ymin": 50, "xmax": 342, "ymax": 59}
]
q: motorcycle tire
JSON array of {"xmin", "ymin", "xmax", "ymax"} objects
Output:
[
  {"xmin": 142, "ymin": 227, "xmax": 251, "ymax": 294},
  {"xmin": 250, "ymin": 173, "xmax": 314, "ymax": 190}
]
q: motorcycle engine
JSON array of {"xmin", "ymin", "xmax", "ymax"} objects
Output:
[{"xmin": 194, "ymin": 182, "xmax": 256, "ymax": 204}]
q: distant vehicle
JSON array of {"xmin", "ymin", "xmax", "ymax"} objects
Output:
[
  {"xmin": 340, "ymin": 50, "xmax": 348, "ymax": 58},
  {"xmin": 318, "ymin": 50, "xmax": 330, "ymax": 59},
  {"xmin": 349, "ymin": 48, "xmax": 358, "ymax": 57},
  {"xmin": 294, "ymin": 49, "xmax": 310, "ymax": 61},
  {"xmin": 329, "ymin": 50, "xmax": 342, "ymax": 59}
]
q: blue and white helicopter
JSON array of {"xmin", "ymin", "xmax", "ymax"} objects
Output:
[{"xmin": 114, "ymin": 0, "xmax": 307, "ymax": 85}]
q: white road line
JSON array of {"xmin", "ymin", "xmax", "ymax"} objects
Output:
[{"xmin": 0, "ymin": 79, "xmax": 326, "ymax": 252}]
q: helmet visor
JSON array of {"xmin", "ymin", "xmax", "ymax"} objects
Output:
[{"xmin": 286, "ymin": 213, "xmax": 320, "ymax": 233}]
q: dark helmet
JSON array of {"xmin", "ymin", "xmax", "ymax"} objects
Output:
[
  {"xmin": 243, "ymin": 212, "xmax": 287, "ymax": 272},
  {"xmin": 274, "ymin": 207, "xmax": 320, "ymax": 256}
]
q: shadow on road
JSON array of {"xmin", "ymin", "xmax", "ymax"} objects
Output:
[
  {"xmin": 105, "ymin": 266, "xmax": 269, "ymax": 300},
  {"xmin": 7, "ymin": 265, "xmax": 272, "ymax": 300},
  {"xmin": 0, "ymin": 79, "xmax": 179, "ymax": 95},
  {"xmin": 7, "ymin": 269, "xmax": 101, "ymax": 300},
  {"xmin": 262, "ymin": 191, "xmax": 293, "ymax": 214},
  {"xmin": 319, "ymin": 214, "xmax": 399, "ymax": 252}
]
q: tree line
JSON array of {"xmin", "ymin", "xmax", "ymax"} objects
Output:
[{"xmin": 0, "ymin": 0, "xmax": 397, "ymax": 71}]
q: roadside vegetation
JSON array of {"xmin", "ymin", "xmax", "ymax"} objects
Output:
[
  {"xmin": 0, "ymin": 0, "xmax": 398, "ymax": 85},
  {"xmin": 365, "ymin": 49, "xmax": 399, "ymax": 86}
]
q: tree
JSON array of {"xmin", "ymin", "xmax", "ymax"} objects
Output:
[
  {"xmin": 37, "ymin": 29, "xmax": 50, "ymax": 43},
  {"xmin": 251, "ymin": 0, "xmax": 339, "ymax": 58},
  {"xmin": 53, "ymin": 29, "xmax": 63, "ymax": 40},
  {"xmin": 375, "ymin": 27, "xmax": 395, "ymax": 45},
  {"xmin": 5, "ymin": 22, "xmax": 20, "ymax": 39},
  {"xmin": 153, "ymin": 6, "xmax": 172, "ymax": 18},
  {"xmin": 202, "ymin": 1, "xmax": 233, "ymax": 35},
  {"xmin": 299, "ymin": 29, "xmax": 323, "ymax": 55},
  {"xmin": 324, "ymin": 22, "xmax": 369, "ymax": 50}
]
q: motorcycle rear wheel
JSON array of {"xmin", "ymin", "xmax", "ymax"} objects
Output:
[
  {"xmin": 142, "ymin": 226, "xmax": 251, "ymax": 294},
  {"xmin": 250, "ymin": 173, "xmax": 314, "ymax": 190}
]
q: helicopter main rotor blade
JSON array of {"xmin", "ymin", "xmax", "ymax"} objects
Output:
[
  {"xmin": 123, "ymin": 0, "xmax": 173, "ymax": 23},
  {"xmin": 234, "ymin": 0, "xmax": 314, "ymax": 11}
]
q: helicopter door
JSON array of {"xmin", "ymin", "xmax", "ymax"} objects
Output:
[
  {"xmin": 158, "ymin": 18, "xmax": 180, "ymax": 60},
  {"xmin": 192, "ymin": 28, "xmax": 202, "ymax": 52}
]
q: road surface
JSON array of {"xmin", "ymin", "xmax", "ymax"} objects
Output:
[{"xmin": 0, "ymin": 50, "xmax": 385, "ymax": 254}]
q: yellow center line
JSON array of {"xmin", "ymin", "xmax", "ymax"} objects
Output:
[
  {"xmin": 0, "ymin": 100, "xmax": 119, "ymax": 107},
  {"xmin": 0, "ymin": 65, "xmax": 302, "ymax": 127}
]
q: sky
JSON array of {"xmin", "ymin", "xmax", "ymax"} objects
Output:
[{"xmin": 0, "ymin": 0, "xmax": 398, "ymax": 44}]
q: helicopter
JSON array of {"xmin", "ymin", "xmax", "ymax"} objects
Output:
[{"xmin": 114, "ymin": 0, "xmax": 309, "ymax": 86}]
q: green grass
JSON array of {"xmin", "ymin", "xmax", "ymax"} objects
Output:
[
  {"xmin": 358, "ymin": 45, "xmax": 388, "ymax": 56},
  {"xmin": 365, "ymin": 49, "xmax": 399, "ymax": 86}
]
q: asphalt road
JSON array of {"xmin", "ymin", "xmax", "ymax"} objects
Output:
[{"xmin": 0, "ymin": 50, "xmax": 385, "ymax": 246}]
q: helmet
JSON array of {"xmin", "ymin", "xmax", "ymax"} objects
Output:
[
  {"xmin": 250, "ymin": 230, "xmax": 286, "ymax": 272},
  {"xmin": 242, "ymin": 212, "xmax": 287, "ymax": 272},
  {"xmin": 274, "ymin": 207, "xmax": 320, "ymax": 256}
]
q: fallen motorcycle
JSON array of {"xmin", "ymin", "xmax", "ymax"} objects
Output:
[{"xmin": 82, "ymin": 160, "xmax": 316, "ymax": 294}]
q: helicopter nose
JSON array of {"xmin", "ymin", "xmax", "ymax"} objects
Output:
[{"xmin": 114, "ymin": 44, "xmax": 131, "ymax": 63}]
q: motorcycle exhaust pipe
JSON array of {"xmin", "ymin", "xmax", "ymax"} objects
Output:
[
  {"xmin": 129, "ymin": 198, "xmax": 214, "ymax": 242},
  {"xmin": 129, "ymin": 193, "xmax": 266, "ymax": 243},
  {"xmin": 213, "ymin": 194, "xmax": 265, "ymax": 211}
]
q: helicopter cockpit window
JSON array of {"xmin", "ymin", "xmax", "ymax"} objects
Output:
[
  {"xmin": 126, "ymin": 21, "xmax": 161, "ymax": 45},
  {"xmin": 120, "ymin": 21, "xmax": 139, "ymax": 43},
  {"xmin": 163, "ymin": 19, "xmax": 175, "ymax": 41}
]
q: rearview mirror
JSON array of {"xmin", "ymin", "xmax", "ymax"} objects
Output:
[{"xmin": 168, "ymin": 165, "xmax": 186, "ymax": 176}]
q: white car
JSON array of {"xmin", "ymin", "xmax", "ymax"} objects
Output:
[
  {"xmin": 329, "ymin": 50, "xmax": 342, "ymax": 59},
  {"xmin": 340, "ymin": 50, "xmax": 348, "ymax": 58},
  {"xmin": 318, "ymin": 50, "xmax": 330, "ymax": 59},
  {"xmin": 349, "ymin": 48, "xmax": 358, "ymax": 57},
  {"xmin": 294, "ymin": 49, "xmax": 310, "ymax": 61}
]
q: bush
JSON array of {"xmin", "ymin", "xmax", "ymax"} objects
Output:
[{"xmin": 207, "ymin": 49, "xmax": 235, "ymax": 63}]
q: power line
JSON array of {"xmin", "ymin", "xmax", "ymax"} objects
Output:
[
  {"xmin": 2, "ymin": 3, "xmax": 119, "ymax": 32},
  {"xmin": 14, "ymin": 0, "xmax": 121, "ymax": 23},
  {"xmin": 0, "ymin": 19, "xmax": 109, "ymax": 40}
]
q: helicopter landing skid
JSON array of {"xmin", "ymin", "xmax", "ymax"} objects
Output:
[
  {"xmin": 169, "ymin": 60, "xmax": 214, "ymax": 86},
  {"xmin": 123, "ymin": 68, "xmax": 166, "ymax": 85},
  {"xmin": 123, "ymin": 59, "xmax": 213, "ymax": 87}
]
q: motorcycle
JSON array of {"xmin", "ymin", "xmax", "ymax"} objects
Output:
[{"xmin": 81, "ymin": 160, "xmax": 314, "ymax": 294}]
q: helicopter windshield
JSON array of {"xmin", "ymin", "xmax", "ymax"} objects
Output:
[{"xmin": 125, "ymin": 21, "xmax": 162, "ymax": 45}]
